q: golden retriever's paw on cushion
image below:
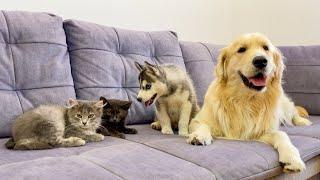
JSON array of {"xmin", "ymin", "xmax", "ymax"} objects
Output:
[
  {"xmin": 279, "ymin": 146, "xmax": 306, "ymax": 172},
  {"xmin": 161, "ymin": 127, "xmax": 174, "ymax": 135},
  {"xmin": 295, "ymin": 106, "xmax": 309, "ymax": 118},
  {"xmin": 187, "ymin": 132, "xmax": 213, "ymax": 146},
  {"xmin": 293, "ymin": 116, "xmax": 312, "ymax": 126}
]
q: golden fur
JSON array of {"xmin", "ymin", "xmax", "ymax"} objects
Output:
[{"xmin": 187, "ymin": 33, "xmax": 312, "ymax": 172}]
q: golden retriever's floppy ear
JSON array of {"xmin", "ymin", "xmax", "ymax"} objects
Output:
[
  {"xmin": 273, "ymin": 47, "xmax": 285, "ymax": 80},
  {"xmin": 215, "ymin": 47, "xmax": 228, "ymax": 81}
]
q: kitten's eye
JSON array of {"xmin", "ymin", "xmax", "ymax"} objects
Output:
[
  {"xmin": 88, "ymin": 114, "xmax": 95, "ymax": 118},
  {"xmin": 76, "ymin": 114, "xmax": 82, "ymax": 118},
  {"xmin": 237, "ymin": 47, "xmax": 246, "ymax": 53},
  {"xmin": 146, "ymin": 83, "xmax": 152, "ymax": 90},
  {"xmin": 263, "ymin": 45, "xmax": 269, "ymax": 51}
]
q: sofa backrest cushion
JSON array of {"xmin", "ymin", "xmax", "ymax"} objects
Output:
[
  {"xmin": 64, "ymin": 20, "xmax": 185, "ymax": 125},
  {"xmin": 180, "ymin": 41, "xmax": 223, "ymax": 106},
  {"xmin": 279, "ymin": 46, "xmax": 320, "ymax": 115},
  {"xmin": 0, "ymin": 11, "xmax": 75, "ymax": 137}
]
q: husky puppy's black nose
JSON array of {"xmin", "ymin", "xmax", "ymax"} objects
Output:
[
  {"xmin": 253, "ymin": 56, "xmax": 268, "ymax": 69},
  {"xmin": 137, "ymin": 97, "xmax": 142, "ymax": 102}
]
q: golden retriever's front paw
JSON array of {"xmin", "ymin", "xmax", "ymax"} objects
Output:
[
  {"xmin": 178, "ymin": 129, "xmax": 189, "ymax": 137},
  {"xmin": 279, "ymin": 148, "xmax": 305, "ymax": 172},
  {"xmin": 161, "ymin": 127, "xmax": 174, "ymax": 135},
  {"xmin": 187, "ymin": 132, "xmax": 213, "ymax": 146}
]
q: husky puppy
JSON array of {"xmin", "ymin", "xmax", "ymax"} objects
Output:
[{"xmin": 135, "ymin": 61, "xmax": 199, "ymax": 136}]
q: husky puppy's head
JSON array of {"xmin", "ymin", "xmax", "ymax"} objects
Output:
[{"xmin": 134, "ymin": 61, "xmax": 167, "ymax": 107}]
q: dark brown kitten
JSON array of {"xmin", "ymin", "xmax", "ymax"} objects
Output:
[{"xmin": 97, "ymin": 97, "xmax": 137, "ymax": 139}]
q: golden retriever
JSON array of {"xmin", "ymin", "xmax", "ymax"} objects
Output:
[{"xmin": 187, "ymin": 33, "xmax": 312, "ymax": 172}]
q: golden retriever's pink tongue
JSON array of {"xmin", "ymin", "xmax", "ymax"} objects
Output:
[{"xmin": 249, "ymin": 77, "xmax": 266, "ymax": 86}]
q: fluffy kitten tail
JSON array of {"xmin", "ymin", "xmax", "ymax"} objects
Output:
[
  {"xmin": 5, "ymin": 138, "xmax": 15, "ymax": 149},
  {"xmin": 296, "ymin": 106, "xmax": 309, "ymax": 118}
]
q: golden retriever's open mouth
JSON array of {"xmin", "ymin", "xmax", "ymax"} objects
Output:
[
  {"xmin": 239, "ymin": 71, "xmax": 267, "ymax": 91},
  {"xmin": 145, "ymin": 93, "xmax": 157, "ymax": 107}
]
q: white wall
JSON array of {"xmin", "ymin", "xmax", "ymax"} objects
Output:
[
  {"xmin": 1, "ymin": 0, "xmax": 320, "ymax": 45},
  {"xmin": 231, "ymin": 0, "xmax": 320, "ymax": 45}
]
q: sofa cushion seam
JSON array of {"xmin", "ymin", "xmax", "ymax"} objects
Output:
[
  {"xmin": 79, "ymin": 156, "xmax": 126, "ymax": 180},
  {"xmin": 123, "ymin": 139, "xmax": 217, "ymax": 178}
]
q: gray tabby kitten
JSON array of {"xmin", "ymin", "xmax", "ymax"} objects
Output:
[{"xmin": 5, "ymin": 99, "xmax": 105, "ymax": 150}]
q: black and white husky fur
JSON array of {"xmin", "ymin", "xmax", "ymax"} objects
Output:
[{"xmin": 135, "ymin": 61, "xmax": 199, "ymax": 136}]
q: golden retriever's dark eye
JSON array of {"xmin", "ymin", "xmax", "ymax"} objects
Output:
[
  {"xmin": 237, "ymin": 47, "xmax": 246, "ymax": 53},
  {"xmin": 263, "ymin": 45, "xmax": 269, "ymax": 51}
]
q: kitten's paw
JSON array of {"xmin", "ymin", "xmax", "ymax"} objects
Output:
[
  {"xmin": 71, "ymin": 137, "xmax": 86, "ymax": 146},
  {"xmin": 279, "ymin": 146, "xmax": 305, "ymax": 172},
  {"xmin": 119, "ymin": 134, "xmax": 126, "ymax": 139},
  {"xmin": 151, "ymin": 121, "xmax": 161, "ymax": 130},
  {"xmin": 187, "ymin": 132, "xmax": 213, "ymax": 146},
  {"xmin": 161, "ymin": 127, "xmax": 174, "ymax": 135},
  {"xmin": 125, "ymin": 128, "xmax": 137, "ymax": 134},
  {"xmin": 90, "ymin": 134, "xmax": 105, "ymax": 142},
  {"xmin": 178, "ymin": 129, "xmax": 189, "ymax": 137}
]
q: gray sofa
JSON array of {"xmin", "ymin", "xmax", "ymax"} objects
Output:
[{"xmin": 0, "ymin": 10, "xmax": 319, "ymax": 180}]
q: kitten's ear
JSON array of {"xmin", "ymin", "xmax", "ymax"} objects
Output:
[
  {"xmin": 66, "ymin": 98, "xmax": 78, "ymax": 108},
  {"xmin": 95, "ymin": 100, "xmax": 106, "ymax": 108},
  {"xmin": 134, "ymin": 61, "xmax": 144, "ymax": 72},
  {"xmin": 99, "ymin": 96, "xmax": 107, "ymax": 105},
  {"xmin": 122, "ymin": 101, "xmax": 132, "ymax": 110}
]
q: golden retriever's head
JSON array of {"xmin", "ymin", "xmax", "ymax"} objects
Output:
[{"xmin": 216, "ymin": 33, "xmax": 283, "ymax": 92}]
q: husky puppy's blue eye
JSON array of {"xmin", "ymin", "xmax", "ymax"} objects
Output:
[{"xmin": 146, "ymin": 84, "xmax": 152, "ymax": 90}]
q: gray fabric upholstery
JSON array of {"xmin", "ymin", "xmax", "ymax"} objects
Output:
[
  {"xmin": 279, "ymin": 46, "xmax": 320, "ymax": 115},
  {"xmin": 0, "ymin": 11, "xmax": 75, "ymax": 137},
  {"xmin": 64, "ymin": 19, "xmax": 185, "ymax": 125},
  {"xmin": 179, "ymin": 42, "xmax": 223, "ymax": 105}
]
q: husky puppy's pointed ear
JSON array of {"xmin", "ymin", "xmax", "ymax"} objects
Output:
[
  {"xmin": 215, "ymin": 47, "xmax": 229, "ymax": 82},
  {"xmin": 66, "ymin": 98, "xmax": 78, "ymax": 108},
  {"xmin": 134, "ymin": 61, "xmax": 144, "ymax": 72},
  {"xmin": 144, "ymin": 61, "xmax": 157, "ymax": 68},
  {"xmin": 144, "ymin": 61, "xmax": 164, "ymax": 76}
]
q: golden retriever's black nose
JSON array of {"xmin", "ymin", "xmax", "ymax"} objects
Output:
[
  {"xmin": 253, "ymin": 56, "xmax": 268, "ymax": 69},
  {"xmin": 137, "ymin": 97, "xmax": 142, "ymax": 102}
]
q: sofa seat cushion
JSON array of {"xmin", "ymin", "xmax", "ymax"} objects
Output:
[
  {"xmin": 63, "ymin": 20, "xmax": 185, "ymax": 125},
  {"xmin": 0, "ymin": 156, "xmax": 121, "ymax": 180},
  {"xmin": 126, "ymin": 121, "xmax": 320, "ymax": 179},
  {"xmin": 0, "ymin": 138, "xmax": 215, "ymax": 180},
  {"xmin": 0, "ymin": 11, "xmax": 75, "ymax": 137},
  {"xmin": 0, "ymin": 137, "xmax": 127, "ymax": 165}
]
